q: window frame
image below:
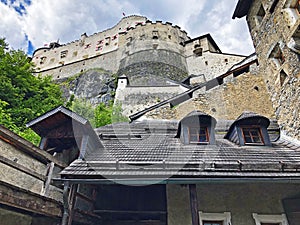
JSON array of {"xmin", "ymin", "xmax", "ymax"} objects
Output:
[
  {"xmin": 241, "ymin": 126, "xmax": 265, "ymax": 145},
  {"xmin": 188, "ymin": 126, "xmax": 210, "ymax": 144},
  {"xmin": 199, "ymin": 212, "xmax": 231, "ymax": 225},
  {"xmin": 252, "ymin": 213, "xmax": 288, "ymax": 225}
]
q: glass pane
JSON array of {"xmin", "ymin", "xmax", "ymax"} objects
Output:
[
  {"xmin": 199, "ymin": 127, "xmax": 206, "ymax": 134},
  {"xmin": 244, "ymin": 136, "xmax": 252, "ymax": 143},
  {"xmin": 199, "ymin": 135, "xmax": 208, "ymax": 142}
]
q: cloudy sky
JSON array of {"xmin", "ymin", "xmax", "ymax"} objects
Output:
[{"xmin": 0, "ymin": 0, "xmax": 255, "ymax": 56}]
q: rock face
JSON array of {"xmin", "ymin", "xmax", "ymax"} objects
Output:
[{"xmin": 60, "ymin": 68, "xmax": 116, "ymax": 105}]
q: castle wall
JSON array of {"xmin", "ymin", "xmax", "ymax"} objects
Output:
[
  {"xmin": 246, "ymin": 0, "xmax": 300, "ymax": 140},
  {"xmin": 117, "ymin": 20, "xmax": 189, "ymax": 84},
  {"xmin": 145, "ymin": 67, "xmax": 275, "ymax": 121},
  {"xmin": 186, "ymin": 51, "xmax": 246, "ymax": 81},
  {"xmin": 32, "ymin": 15, "xmax": 147, "ymax": 73}
]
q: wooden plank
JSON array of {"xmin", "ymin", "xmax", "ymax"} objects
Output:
[
  {"xmin": 0, "ymin": 180, "xmax": 62, "ymax": 217},
  {"xmin": 189, "ymin": 184, "xmax": 199, "ymax": 225}
]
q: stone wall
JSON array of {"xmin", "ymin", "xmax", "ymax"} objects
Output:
[
  {"xmin": 246, "ymin": 0, "xmax": 300, "ymax": 140},
  {"xmin": 186, "ymin": 51, "xmax": 246, "ymax": 81},
  {"xmin": 145, "ymin": 69, "xmax": 275, "ymax": 121}
]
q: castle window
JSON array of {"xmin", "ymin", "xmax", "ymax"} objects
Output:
[
  {"xmin": 269, "ymin": 43, "xmax": 285, "ymax": 68},
  {"xmin": 84, "ymin": 44, "xmax": 91, "ymax": 49},
  {"xmin": 153, "ymin": 31, "xmax": 159, "ymax": 39},
  {"xmin": 270, "ymin": 0, "xmax": 279, "ymax": 13},
  {"xmin": 97, "ymin": 40, "xmax": 104, "ymax": 45},
  {"xmin": 96, "ymin": 46, "xmax": 103, "ymax": 51},
  {"xmin": 40, "ymin": 56, "xmax": 47, "ymax": 64},
  {"xmin": 256, "ymin": 4, "xmax": 266, "ymax": 25},
  {"xmin": 112, "ymin": 34, "xmax": 118, "ymax": 41},
  {"xmin": 287, "ymin": 25, "xmax": 300, "ymax": 54},
  {"xmin": 105, "ymin": 37, "xmax": 111, "ymax": 46},
  {"xmin": 241, "ymin": 127, "xmax": 264, "ymax": 145},
  {"xmin": 279, "ymin": 70, "xmax": 288, "ymax": 86},
  {"xmin": 60, "ymin": 50, "xmax": 68, "ymax": 58}
]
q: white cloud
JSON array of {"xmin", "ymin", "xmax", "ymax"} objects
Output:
[
  {"xmin": 0, "ymin": 0, "xmax": 254, "ymax": 55},
  {"xmin": 0, "ymin": 2, "xmax": 27, "ymax": 50}
]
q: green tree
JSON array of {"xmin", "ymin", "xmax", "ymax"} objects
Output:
[{"xmin": 0, "ymin": 38, "xmax": 63, "ymax": 145}]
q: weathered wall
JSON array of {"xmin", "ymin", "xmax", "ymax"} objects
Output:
[
  {"xmin": 246, "ymin": 0, "xmax": 300, "ymax": 140},
  {"xmin": 115, "ymin": 82, "xmax": 187, "ymax": 116},
  {"xmin": 0, "ymin": 138, "xmax": 62, "ymax": 201},
  {"xmin": 197, "ymin": 183, "xmax": 299, "ymax": 225},
  {"xmin": 145, "ymin": 70, "xmax": 275, "ymax": 121},
  {"xmin": 32, "ymin": 15, "xmax": 147, "ymax": 72},
  {"xmin": 186, "ymin": 51, "xmax": 246, "ymax": 81},
  {"xmin": 167, "ymin": 184, "xmax": 192, "ymax": 225},
  {"xmin": 167, "ymin": 183, "xmax": 300, "ymax": 225}
]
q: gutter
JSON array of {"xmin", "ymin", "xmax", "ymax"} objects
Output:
[{"xmin": 53, "ymin": 177, "xmax": 300, "ymax": 185}]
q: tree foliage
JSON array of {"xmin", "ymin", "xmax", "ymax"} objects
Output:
[{"xmin": 0, "ymin": 38, "xmax": 63, "ymax": 145}]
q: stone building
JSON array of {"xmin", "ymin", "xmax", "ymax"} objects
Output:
[
  {"xmin": 233, "ymin": 0, "xmax": 300, "ymax": 141},
  {"xmin": 1, "ymin": 1, "xmax": 300, "ymax": 225}
]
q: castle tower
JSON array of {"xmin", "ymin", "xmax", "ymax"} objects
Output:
[
  {"xmin": 233, "ymin": 0, "xmax": 300, "ymax": 141},
  {"xmin": 117, "ymin": 20, "xmax": 189, "ymax": 85}
]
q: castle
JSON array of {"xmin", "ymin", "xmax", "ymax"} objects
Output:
[{"xmin": 1, "ymin": 1, "xmax": 300, "ymax": 225}]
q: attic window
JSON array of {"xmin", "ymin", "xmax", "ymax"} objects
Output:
[
  {"xmin": 189, "ymin": 127, "xmax": 209, "ymax": 144},
  {"xmin": 241, "ymin": 127, "xmax": 264, "ymax": 145},
  {"xmin": 40, "ymin": 56, "xmax": 47, "ymax": 64},
  {"xmin": 178, "ymin": 111, "xmax": 216, "ymax": 145},
  {"xmin": 256, "ymin": 4, "xmax": 266, "ymax": 25}
]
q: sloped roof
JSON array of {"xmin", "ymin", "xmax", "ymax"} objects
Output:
[
  {"xmin": 60, "ymin": 119, "xmax": 300, "ymax": 181},
  {"xmin": 232, "ymin": 0, "xmax": 254, "ymax": 19}
]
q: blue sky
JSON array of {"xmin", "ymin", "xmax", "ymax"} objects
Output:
[{"xmin": 0, "ymin": 0, "xmax": 254, "ymax": 56}]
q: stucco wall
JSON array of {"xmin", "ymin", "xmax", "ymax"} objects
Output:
[{"xmin": 167, "ymin": 183, "xmax": 300, "ymax": 225}]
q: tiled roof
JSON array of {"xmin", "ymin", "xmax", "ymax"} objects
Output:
[{"xmin": 60, "ymin": 119, "xmax": 300, "ymax": 180}]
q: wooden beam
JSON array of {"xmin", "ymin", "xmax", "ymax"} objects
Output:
[
  {"xmin": 189, "ymin": 184, "xmax": 199, "ymax": 225},
  {"xmin": 0, "ymin": 180, "xmax": 62, "ymax": 217},
  {"xmin": 0, "ymin": 155, "xmax": 46, "ymax": 181}
]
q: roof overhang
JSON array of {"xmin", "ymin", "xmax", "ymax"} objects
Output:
[{"xmin": 232, "ymin": 0, "xmax": 254, "ymax": 19}]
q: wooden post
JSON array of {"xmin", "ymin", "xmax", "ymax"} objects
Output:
[
  {"xmin": 61, "ymin": 181, "xmax": 70, "ymax": 225},
  {"xmin": 189, "ymin": 184, "xmax": 200, "ymax": 225},
  {"xmin": 41, "ymin": 152, "xmax": 57, "ymax": 196},
  {"xmin": 67, "ymin": 184, "xmax": 78, "ymax": 225}
]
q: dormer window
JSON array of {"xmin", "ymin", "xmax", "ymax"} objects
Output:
[
  {"xmin": 225, "ymin": 112, "xmax": 271, "ymax": 146},
  {"xmin": 189, "ymin": 126, "xmax": 209, "ymax": 144},
  {"xmin": 241, "ymin": 127, "xmax": 264, "ymax": 145},
  {"xmin": 176, "ymin": 111, "xmax": 216, "ymax": 145}
]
